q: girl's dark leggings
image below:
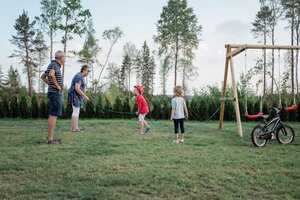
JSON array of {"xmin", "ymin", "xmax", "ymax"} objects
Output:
[{"xmin": 173, "ymin": 118, "xmax": 185, "ymax": 134}]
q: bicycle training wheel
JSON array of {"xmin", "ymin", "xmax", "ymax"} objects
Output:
[
  {"xmin": 276, "ymin": 124, "xmax": 295, "ymax": 144},
  {"xmin": 251, "ymin": 125, "xmax": 267, "ymax": 147}
]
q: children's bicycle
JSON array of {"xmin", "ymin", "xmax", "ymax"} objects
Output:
[{"xmin": 251, "ymin": 107, "xmax": 295, "ymax": 147}]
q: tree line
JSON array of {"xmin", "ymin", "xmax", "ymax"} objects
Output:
[{"xmin": 2, "ymin": 0, "xmax": 201, "ymax": 99}]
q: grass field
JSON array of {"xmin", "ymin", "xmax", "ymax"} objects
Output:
[{"xmin": 0, "ymin": 119, "xmax": 299, "ymax": 199}]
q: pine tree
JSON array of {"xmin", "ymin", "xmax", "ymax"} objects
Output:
[
  {"xmin": 123, "ymin": 42, "xmax": 137, "ymax": 98},
  {"xmin": 10, "ymin": 11, "xmax": 39, "ymax": 97},
  {"xmin": 120, "ymin": 53, "xmax": 131, "ymax": 94},
  {"xmin": 139, "ymin": 41, "xmax": 156, "ymax": 101},
  {"xmin": 4, "ymin": 66, "xmax": 22, "ymax": 96}
]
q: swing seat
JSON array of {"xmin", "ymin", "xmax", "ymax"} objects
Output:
[
  {"xmin": 244, "ymin": 112, "xmax": 264, "ymax": 119},
  {"xmin": 278, "ymin": 105, "xmax": 298, "ymax": 111}
]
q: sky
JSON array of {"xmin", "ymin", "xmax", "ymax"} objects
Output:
[{"xmin": 0, "ymin": 0, "xmax": 292, "ymax": 95}]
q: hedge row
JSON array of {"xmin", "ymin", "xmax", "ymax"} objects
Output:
[{"xmin": 0, "ymin": 94, "xmax": 299, "ymax": 121}]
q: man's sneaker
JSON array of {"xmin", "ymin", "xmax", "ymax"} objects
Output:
[
  {"xmin": 145, "ymin": 127, "xmax": 151, "ymax": 133},
  {"xmin": 179, "ymin": 139, "xmax": 184, "ymax": 143},
  {"xmin": 173, "ymin": 140, "xmax": 179, "ymax": 144},
  {"xmin": 45, "ymin": 138, "xmax": 62, "ymax": 144}
]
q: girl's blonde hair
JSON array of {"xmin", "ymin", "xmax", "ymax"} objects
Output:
[{"xmin": 173, "ymin": 85, "xmax": 184, "ymax": 97}]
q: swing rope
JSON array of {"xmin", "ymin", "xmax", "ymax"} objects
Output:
[
  {"xmin": 277, "ymin": 48, "xmax": 298, "ymax": 111},
  {"xmin": 244, "ymin": 49, "xmax": 264, "ymax": 119}
]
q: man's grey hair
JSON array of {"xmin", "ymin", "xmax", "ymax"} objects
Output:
[{"xmin": 54, "ymin": 50, "xmax": 65, "ymax": 59}]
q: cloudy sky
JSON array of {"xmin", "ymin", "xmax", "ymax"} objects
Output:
[{"xmin": 0, "ymin": 0, "xmax": 292, "ymax": 94}]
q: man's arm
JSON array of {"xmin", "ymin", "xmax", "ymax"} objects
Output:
[
  {"xmin": 41, "ymin": 73, "xmax": 48, "ymax": 85},
  {"xmin": 49, "ymin": 69, "xmax": 61, "ymax": 91}
]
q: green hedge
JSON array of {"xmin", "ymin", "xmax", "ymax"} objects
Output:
[{"xmin": 0, "ymin": 93, "xmax": 299, "ymax": 121}]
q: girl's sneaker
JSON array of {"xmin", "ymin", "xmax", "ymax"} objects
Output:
[
  {"xmin": 179, "ymin": 139, "xmax": 184, "ymax": 143},
  {"xmin": 173, "ymin": 140, "xmax": 179, "ymax": 144},
  {"xmin": 145, "ymin": 127, "xmax": 151, "ymax": 133}
]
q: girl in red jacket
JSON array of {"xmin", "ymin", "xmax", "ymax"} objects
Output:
[{"xmin": 134, "ymin": 85, "xmax": 151, "ymax": 135}]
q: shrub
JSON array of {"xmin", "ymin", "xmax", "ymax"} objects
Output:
[
  {"xmin": 113, "ymin": 96, "xmax": 123, "ymax": 118},
  {"xmin": 31, "ymin": 94, "xmax": 39, "ymax": 119},
  {"xmin": 10, "ymin": 95, "xmax": 19, "ymax": 118},
  {"xmin": 19, "ymin": 95, "xmax": 30, "ymax": 118}
]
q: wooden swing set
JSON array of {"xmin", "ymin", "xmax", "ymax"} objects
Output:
[{"xmin": 219, "ymin": 44, "xmax": 300, "ymax": 137}]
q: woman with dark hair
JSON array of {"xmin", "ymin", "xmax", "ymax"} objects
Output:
[{"xmin": 68, "ymin": 65, "xmax": 90, "ymax": 132}]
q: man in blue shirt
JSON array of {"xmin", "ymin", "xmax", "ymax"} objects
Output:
[{"xmin": 41, "ymin": 50, "xmax": 65, "ymax": 144}]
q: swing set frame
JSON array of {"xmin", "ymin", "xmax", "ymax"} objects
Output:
[{"xmin": 219, "ymin": 44, "xmax": 300, "ymax": 137}]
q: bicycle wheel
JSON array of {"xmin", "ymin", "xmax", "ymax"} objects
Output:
[
  {"xmin": 251, "ymin": 125, "xmax": 268, "ymax": 147},
  {"xmin": 276, "ymin": 124, "xmax": 295, "ymax": 144}
]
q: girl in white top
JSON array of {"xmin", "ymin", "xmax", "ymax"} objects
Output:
[{"xmin": 170, "ymin": 86, "xmax": 189, "ymax": 143}]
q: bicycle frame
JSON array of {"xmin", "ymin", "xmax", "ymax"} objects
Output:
[{"xmin": 264, "ymin": 116, "xmax": 283, "ymax": 133}]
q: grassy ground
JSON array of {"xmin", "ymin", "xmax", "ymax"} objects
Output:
[{"xmin": 0, "ymin": 119, "xmax": 299, "ymax": 200}]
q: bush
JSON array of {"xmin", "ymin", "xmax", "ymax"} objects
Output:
[
  {"xmin": 39, "ymin": 98, "xmax": 48, "ymax": 118},
  {"xmin": 85, "ymin": 100, "xmax": 95, "ymax": 118},
  {"xmin": 132, "ymin": 101, "xmax": 138, "ymax": 117},
  {"xmin": 151, "ymin": 98, "xmax": 162, "ymax": 120},
  {"xmin": 161, "ymin": 97, "xmax": 171, "ymax": 120},
  {"xmin": 122, "ymin": 97, "xmax": 132, "ymax": 119},
  {"xmin": 1, "ymin": 94, "xmax": 10, "ymax": 118},
  {"xmin": 95, "ymin": 94, "xmax": 104, "ymax": 118},
  {"xmin": 224, "ymin": 101, "xmax": 234, "ymax": 121},
  {"xmin": 199, "ymin": 98, "xmax": 209, "ymax": 121},
  {"xmin": 113, "ymin": 96, "xmax": 123, "ymax": 118},
  {"xmin": 10, "ymin": 95, "xmax": 19, "ymax": 118},
  {"xmin": 208, "ymin": 98, "xmax": 219, "ymax": 121},
  {"xmin": 31, "ymin": 94, "xmax": 39, "ymax": 119},
  {"xmin": 19, "ymin": 95, "xmax": 30, "ymax": 118},
  {"xmin": 104, "ymin": 96, "xmax": 113, "ymax": 118},
  {"xmin": 63, "ymin": 104, "xmax": 72, "ymax": 119},
  {"xmin": 189, "ymin": 96, "xmax": 200, "ymax": 120}
]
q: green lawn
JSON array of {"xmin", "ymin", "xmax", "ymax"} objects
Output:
[{"xmin": 0, "ymin": 119, "xmax": 299, "ymax": 199}]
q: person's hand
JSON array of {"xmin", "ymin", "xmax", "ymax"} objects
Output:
[
  {"xmin": 185, "ymin": 114, "xmax": 189, "ymax": 120},
  {"xmin": 84, "ymin": 95, "xmax": 89, "ymax": 101},
  {"xmin": 57, "ymin": 85, "xmax": 62, "ymax": 92},
  {"xmin": 170, "ymin": 116, "xmax": 173, "ymax": 120},
  {"xmin": 135, "ymin": 111, "xmax": 139, "ymax": 116}
]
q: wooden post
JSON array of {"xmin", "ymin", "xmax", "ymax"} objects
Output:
[
  {"xmin": 229, "ymin": 55, "xmax": 243, "ymax": 137},
  {"xmin": 219, "ymin": 47, "xmax": 230, "ymax": 129}
]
